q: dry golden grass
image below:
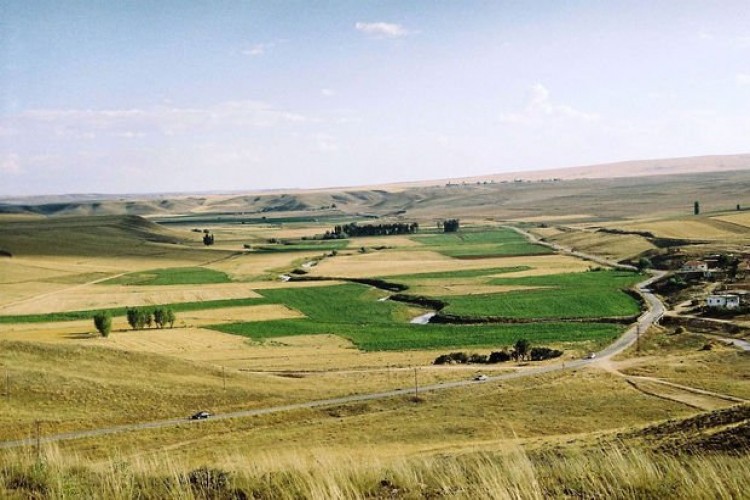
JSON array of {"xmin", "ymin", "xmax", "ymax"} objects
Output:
[
  {"xmin": 546, "ymin": 229, "xmax": 656, "ymax": 261},
  {"xmin": 605, "ymin": 216, "xmax": 750, "ymax": 241},
  {"xmin": 36, "ymin": 368, "xmax": 689, "ymax": 464},
  {"xmin": 0, "ymin": 283, "xmax": 265, "ymax": 315},
  {"xmin": 209, "ymin": 250, "xmax": 326, "ymax": 280},
  {"xmin": 711, "ymin": 211, "xmax": 750, "ymax": 228}
]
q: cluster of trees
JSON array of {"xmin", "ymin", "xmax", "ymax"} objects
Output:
[
  {"xmin": 433, "ymin": 339, "xmax": 563, "ymax": 365},
  {"xmin": 126, "ymin": 307, "xmax": 176, "ymax": 330},
  {"xmin": 443, "ymin": 219, "xmax": 460, "ymax": 233},
  {"xmin": 202, "ymin": 230, "xmax": 215, "ymax": 246},
  {"xmin": 325, "ymin": 222, "xmax": 419, "ymax": 238}
]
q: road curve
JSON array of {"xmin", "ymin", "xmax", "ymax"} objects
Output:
[{"xmin": 0, "ymin": 228, "xmax": 667, "ymax": 450}]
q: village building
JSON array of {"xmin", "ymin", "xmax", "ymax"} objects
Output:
[
  {"xmin": 681, "ymin": 260, "xmax": 708, "ymax": 273},
  {"xmin": 705, "ymin": 294, "xmax": 741, "ymax": 309}
]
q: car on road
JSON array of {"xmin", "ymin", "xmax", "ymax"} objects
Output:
[
  {"xmin": 190, "ymin": 411, "xmax": 212, "ymax": 420},
  {"xmin": 473, "ymin": 374, "xmax": 488, "ymax": 381},
  {"xmin": 584, "ymin": 352, "xmax": 596, "ymax": 360}
]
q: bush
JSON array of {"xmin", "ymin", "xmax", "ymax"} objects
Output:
[
  {"xmin": 488, "ymin": 350, "xmax": 511, "ymax": 363},
  {"xmin": 469, "ymin": 353, "xmax": 488, "ymax": 364},
  {"xmin": 529, "ymin": 347, "xmax": 563, "ymax": 361}
]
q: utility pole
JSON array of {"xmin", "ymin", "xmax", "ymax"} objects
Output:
[{"xmin": 636, "ymin": 324, "xmax": 641, "ymax": 353}]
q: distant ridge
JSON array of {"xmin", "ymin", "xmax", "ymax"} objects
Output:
[
  {"xmin": 1, "ymin": 153, "xmax": 748, "ymax": 209},
  {"xmin": 372, "ymin": 153, "xmax": 750, "ymax": 189}
]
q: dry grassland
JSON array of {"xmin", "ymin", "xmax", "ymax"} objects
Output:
[
  {"xmin": 605, "ymin": 217, "xmax": 750, "ymax": 241},
  {"xmin": 547, "ymin": 230, "xmax": 656, "ymax": 261},
  {"xmin": 43, "ymin": 368, "xmax": 689, "ymax": 464},
  {"xmin": 405, "ymin": 281, "xmax": 542, "ymax": 296},
  {"xmin": 711, "ymin": 211, "xmax": 750, "ymax": 228},
  {"xmin": 307, "ymin": 251, "xmax": 590, "ymax": 278}
]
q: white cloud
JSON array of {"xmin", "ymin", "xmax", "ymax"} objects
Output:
[
  {"xmin": 737, "ymin": 73, "xmax": 750, "ymax": 86},
  {"xmin": 355, "ymin": 22, "xmax": 411, "ymax": 38},
  {"xmin": 0, "ymin": 153, "xmax": 21, "ymax": 174},
  {"xmin": 242, "ymin": 42, "xmax": 274, "ymax": 56},
  {"xmin": 500, "ymin": 84, "xmax": 599, "ymax": 124},
  {"xmin": 321, "ymin": 88, "xmax": 336, "ymax": 97}
]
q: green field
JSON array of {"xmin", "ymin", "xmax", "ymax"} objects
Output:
[
  {"xmin": 385, "ymin": 265, "xmax": 531, "ymax": 280},
  {"xmin": 209, "ymin": 283, "xmax": 623, "ymax": 351},
  {"xmin": 101, "ymin": 266, "xmax": 232, "ymax": 285},
  {"xmin": 251, "ymin": 240, "xmax": 349, "ymax": 253},
  {"xmin": 412, "ymin": 228, "xmax": 552, "ymax": 258},
  {"xmin": 438, "ymin": 270, "xmax": 642, "ymax": 319}
]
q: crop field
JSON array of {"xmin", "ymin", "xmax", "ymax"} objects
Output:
[
  {"xmin": 411, "ymin": 227, "xmax": 553, "ymax": 258},
  {"xmin": 437, "ymin": 270, "xmax": 643, "ymax": 319},
  {"xmin": 101, "ymin": 266, "xmax": 232, "ymax": 285},
  {"xmin": 251, "ymin": 239, "xmax": 349, "ymax": 253},
  {"xmin": 541, "ymin": 229, "xmax": 657, "ymax": 261},
  {"xmin": 602, "ymin": 216, "xmax": 750, "ymax": 241},
  {"xmin": 209, "ymin": 283, "xmax": 623, "ymax": 351}
]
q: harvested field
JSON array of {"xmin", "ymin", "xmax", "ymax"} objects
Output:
[
  {"xmin": 0, "ymin": 283, "xmax": 265, "ymax": 315},
  {"xmin": 547, "ymin": 230, "xmax": 656, "ymax": 261},
  {"xmin": 307, "ymin": 251, "xmax": 590, "ymax": 278},
  {"xmin": 604, "ymin": 217, "xmax": 750, "ymax": 241}
]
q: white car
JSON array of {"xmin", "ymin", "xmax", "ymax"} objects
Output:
[
  {"xmin": 474, "ymin": 374, "xmax": 488, "ymax": 381},
  {"xmin": 584, "ymin": 352, "xmax": 596, "ymax": 360}
]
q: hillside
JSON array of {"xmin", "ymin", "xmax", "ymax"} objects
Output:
[{"xmin": 0, "ymin": 215, "xmax": 198, "ymax": 257}]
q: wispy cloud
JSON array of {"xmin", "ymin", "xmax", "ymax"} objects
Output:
[
  {"xmin": 321, "ymin": 88, "xmax": 336, "ymax": 97},
  {"xmin": 500, "ymin": 84, "xmax": 599, "ymax": 124},
  {"xmin": 12, "ymin": 101, "xmax": 312, "ymax": 139},
  {"xmin": 0, "ymin": 153, "xmax": 21, "ymax": 174},
  {"xmin": 242, "ymin": 42, "xmax": 274, "ymax": 57},
  {"xmin": 737, "ymin": 73, "xmax": 750, "ymax": 86},
  {"xmin": 355, "ymin": 22, "xmax": 412, "ymax": 39}
]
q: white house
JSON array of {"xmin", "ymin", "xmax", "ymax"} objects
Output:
[
  {"xmin": 681, "ymin": 260, "xmax": 708, "ymax": 273},
  {"xmin": 705, "ymin": 294, "xmax": 741, "ymax": 309}
]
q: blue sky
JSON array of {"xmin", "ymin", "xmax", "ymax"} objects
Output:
[{"xmin": 2, "ymin": 1, "xmax": 749, "ymax": 195}]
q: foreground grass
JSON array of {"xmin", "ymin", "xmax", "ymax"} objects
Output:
[
  {"xmin": 100, "ymin": 266, "xmax": 232, "ymax": 286},
  {"xmin": 2, "ymin": 444, "xmax": 746, "ymax": 499}
]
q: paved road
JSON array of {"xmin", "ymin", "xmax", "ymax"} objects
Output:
[{"xmin": 0, "ymin": 228, "xmax": 667, "ymax": 450}]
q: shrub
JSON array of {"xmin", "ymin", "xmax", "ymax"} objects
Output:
[
  {"xmin": 469, "ymin": 353, "xmax": 488, "ymax": 364},
  {"xmin": 529, "ymin": 347, "xmax": 563, "ymax": 361},
  {"xmin": 488, "ymin": 350, "xmax": 511, "ymax": 363}
]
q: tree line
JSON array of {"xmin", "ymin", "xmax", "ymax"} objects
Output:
[
  {"xmin": 92, "ymin": 307, "xmax": 177, "ymax": 337},
  {"xmin": 325, "ymin": 222, "xmax": 420, "ymax": 238},
  {"xmin": 433, "ymin": 339, "xmax": 563, "ymax": 365}
]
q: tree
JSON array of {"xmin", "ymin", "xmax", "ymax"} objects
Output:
[
  {"xmin": 165, "ymin": 308, "xmax": 176, "ymax": 328},
  {"xmin": 144, "ymin": 310, "xmax": 153, "ymax": 328},
  {"xmin": 153, "ymin": 308, "xmax": 165, "ymax": 328},
  {"xmin": 126, "ymin": 307, "xmax": 139, "ymax": 330},
  {"xmin": 203, "ymin": 233, "xmax": 215, "ymax": 246},
  {"xmin": 637, "ymin": 257, "xmax": 652, "ymax": 272},
  {"xmin": 513, "ymin": 339, "xmax": 531, "ymax": 361},
  {"xmin": 694, "ymin": 201, "xmax": 700, "ymax": 215},
  {"xmin": 443, "ymin": 219, "xmax": 460, "ymax": 233},
  {"xmin": 93, "ymin": 312, "xmax": 112, "ymax": 337}
]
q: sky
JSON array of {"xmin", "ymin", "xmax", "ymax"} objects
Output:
[{"xmin": 1, "ymin": 1, "xmax": 750, "ymax": 196}]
